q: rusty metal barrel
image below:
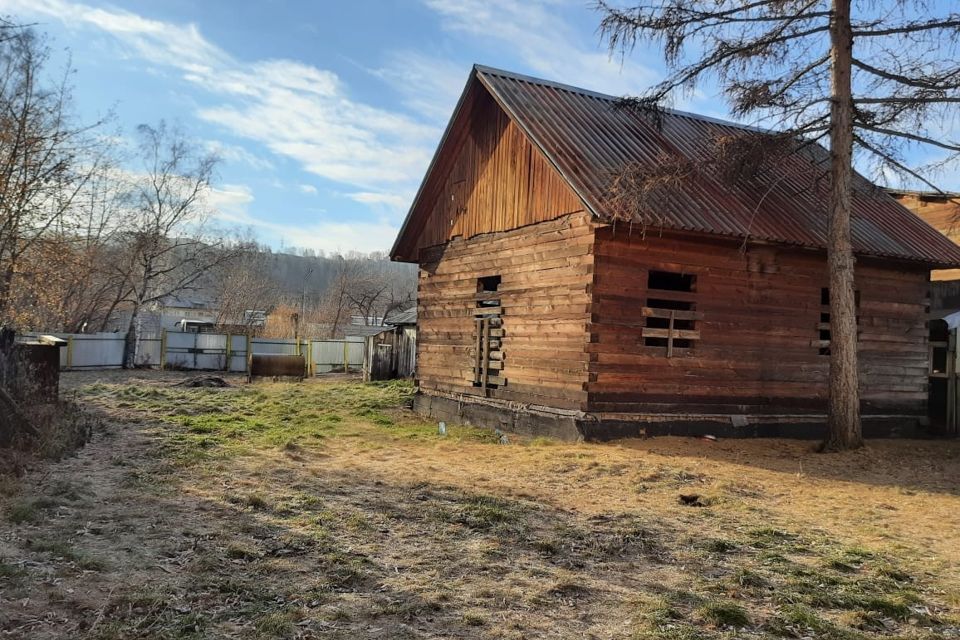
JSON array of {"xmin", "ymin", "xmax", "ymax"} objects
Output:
[{"xmin": 248, "ymin": 354, "xmax": 305, "ymax": 379}]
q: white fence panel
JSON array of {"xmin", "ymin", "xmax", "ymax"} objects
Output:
[
  {"xmin": 347, "ymin": 340, "xmax": 364, "ymax": 368},
  {"xmin": 69, "ymin": 333, "xmax": 125, "ymax": 369},
  {"xmin": 164, "ymin": 331, "xmax": 196, "ymax": 369},
  {"xmin": 228, "ymin": 334, "xmax": 247, "ymax": 372},
  {"xmin": 311, "ymin": 339, "xmax": 363, "ymax": 373},
  {"xmin": 251, "ymin": 338, "xmax": 299, "ymax": 356},
  {"xmin": 195, "ymin": 333, "xmax": 228, "ymax": 370},
  {"xmin": 17, "ymin": 330, "xmax": 373, "ymax": 374},
  {"xmin": 137, "ymin": 336, "xmax": 162, "ymax": 368}
]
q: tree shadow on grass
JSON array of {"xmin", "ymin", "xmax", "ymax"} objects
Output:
[{"xmin": 616, "ymin": 435, "xmax": 960, "ymax": 496}]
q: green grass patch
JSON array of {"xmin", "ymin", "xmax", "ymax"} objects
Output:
[
  {"xmin": 78, "ymin": 378, "xmax": 502, "ymax": 465},
  {"xmin": 436, "ymin": 494, "xmax": 531, "ymax": 534},
  {"xmin": 696, "ymin": 599, "xmax": 750, "ymax": 628},
  {"xmin": 6, "ymin": 497, "xmax": 62, "ymax": 524},
  {"xmin": 27, "ymin": 539, "xmax": 105, "ymax": 571},
  {"xmin": 702, "ymin": 538, "xmax": 737, "ymax": 553}
]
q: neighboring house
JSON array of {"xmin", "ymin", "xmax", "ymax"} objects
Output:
[
  {"xmin": 111, "ymin": 296, "xmax": 219, "ymax": 336},
  {"xmin": 888, "ymin": 189, "xmax": 960, "ymax": 435},
  {"xmin": 349, "ymin": 315, "xmax": 385, "ymax": 326},
  {"xmin": 343, "ymin": 325, "xmax": 391, "ymax": 340},
  {"xmin": 887, "ymin": 190, "xmax": 960, "ymax": 281},
  {"xmin": 390, "ymin": 65, "xmax": 960, "ymax": 441},
  {"xmin": 887, "ymin": 190, "xmax": 960, "ymax": 312}
]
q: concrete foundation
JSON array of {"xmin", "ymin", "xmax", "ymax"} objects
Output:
[{"xmin": 414, "ymin": 392, "xmax": 926, "ymax": 442}]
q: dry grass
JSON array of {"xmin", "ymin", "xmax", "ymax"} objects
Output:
[{"xmin": 0, "ymin": 370, "xmax": 957, "ymax": 639}]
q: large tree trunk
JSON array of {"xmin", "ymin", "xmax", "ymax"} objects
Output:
[
  {"xmin": 122, "ymin": 305, "xmax": 140, "ymax": 369},
  {"xmin": 822, "ymin": 0, "xmax": 863, "ymax": 451}
]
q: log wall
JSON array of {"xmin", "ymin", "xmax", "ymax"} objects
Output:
[
  {"xmin": 587, "ymin": 227, "xmax": 930, "ymax": 418},
  {"xmin": 417, "ymin": 213, "xmax": 594, "ymax": 410}
]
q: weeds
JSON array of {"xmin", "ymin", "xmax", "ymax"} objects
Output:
[
  {"xmin": 6, "ymin": 496, "xmax": 60, "ymax": 524},
  {"xmin": 696, "ymin": 599, "xmax": 750, "ymax": 628}
]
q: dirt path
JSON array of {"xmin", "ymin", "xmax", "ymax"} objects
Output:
[{"xmin": 1, "ymin": 371, "xmax": 958, "ymax": 639}]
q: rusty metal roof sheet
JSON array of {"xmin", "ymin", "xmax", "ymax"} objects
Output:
[{"xmin": 470, "ymin": 65, "xmax": 960, "ymax": 267}]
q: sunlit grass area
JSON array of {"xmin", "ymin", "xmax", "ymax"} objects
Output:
[
  {"xmin": 79, "ymin": 379, "xmax": 497, "ymax": 463},
  {"xmin": 1, "ymin": 372, "xmax": 957, "ymax": 639}
]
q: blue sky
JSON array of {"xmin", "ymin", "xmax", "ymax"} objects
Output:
[
  {"xmin": 1, "ymin": 1, "xmax": 956, "ymax": 253},
  {"xmin": 0, "ymin": 0, "xmax": 678, "ymax": 254}
]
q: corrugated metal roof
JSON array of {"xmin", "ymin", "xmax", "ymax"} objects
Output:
[
  {"xmin": 385, "ymin": 305, "xmax": 417, "ymax": 326},
  {"xmin": 470, "ymin": 65, "xmax": 960, "ymax": 267},
  {"xmin": 344, "ymin": 325, "xmax": 392, "ymax": 338}
]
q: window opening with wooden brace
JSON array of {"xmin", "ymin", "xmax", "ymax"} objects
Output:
[
  {"xmin": 474, "ymin": 275, "xmax": 504, "ymax": 390},
  {"xmin": 641, "ymin": 270, "xmax": 702, "ymax": 357},
  {"xmin": 816, "ymin": 287, "xmax": 860, "ymax": 356}
]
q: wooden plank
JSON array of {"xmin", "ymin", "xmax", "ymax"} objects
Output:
[
  {"xmin": 641, "ymin": 307, "xmax": 704, "ymax": 320},
  {"xmin": 482, "ymin": 318, "xmax": 491, "ymax": 389},
  {"xmin": 666, "ymin": 310, "xmax": 675, "ymax": 358},
  {"xmin": 588, "ymin": 225, "xmax": 929, "ymax": 416},
  {"xmin": 474, "ymin": 306, "xmax": 502, "ymax": 317},
  {"xmin": 473, "ymin": 319, "xmax": 482, "ymax": 384},
  {"xmin": 640, "ymin": 328, "xmax": 701, "ymax": 340}
]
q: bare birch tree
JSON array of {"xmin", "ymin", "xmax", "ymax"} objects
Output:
[
  {"xmin": 211, "ymin": 241, "xmax": 277, "ymax": 330},
  {"xmin": 116, "ymin": 122, "xmax": 239, "ymax": 367},
  {"xmin": 596, "ymin": 0, "xmax": 960, "ymax": 450},
  {"xmin": 320, "ymin": 256, "xmax": 361, "ymax": 338}
]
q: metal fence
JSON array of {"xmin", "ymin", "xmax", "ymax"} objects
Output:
[{"xmin": 16, "ymin": 331, "xmax": 366, "ymax": 375}]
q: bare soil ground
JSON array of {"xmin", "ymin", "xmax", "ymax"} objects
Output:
[{"xmin": 1, "ymin": 370, "xmax": 958, "ymax": 639}]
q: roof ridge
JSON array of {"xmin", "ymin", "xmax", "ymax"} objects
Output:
[{"xmin": 472, "ymin": 64, "xmax": 769, "ymax": 134}]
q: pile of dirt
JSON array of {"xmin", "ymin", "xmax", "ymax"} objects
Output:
[{"xmin": 175, "ymin": 376, "xmax": 231, "ymax": 388}]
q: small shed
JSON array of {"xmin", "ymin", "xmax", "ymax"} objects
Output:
[{"xmin": 362, "ymin": 306, "xmax": 417, "ymax": 381}]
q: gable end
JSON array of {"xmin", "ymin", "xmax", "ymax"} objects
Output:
[{"xmin": 390, "ymin": 73, "xmax": 586, "ymax": 262}]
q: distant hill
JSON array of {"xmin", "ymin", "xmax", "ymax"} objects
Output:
[{"xmin": 261, "ymin": 251, "xmax": 416, "ymax": 299}]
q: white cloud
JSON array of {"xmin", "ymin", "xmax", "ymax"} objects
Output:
[
  {"xmin": 299, "ymin": 184, "xmax": 318, "ymax": 195},
  {"xmin": 423, "ymin": 0, "xmax": 659, "ymax": 97},
  {"xmin": 346, "ymin": 191, "xmax": 410, "ymax": 211},
  {"xmin": 371, "ymin": 51, "xmax": 468, "ymax": 123},
  {"xmin": 204, "ymin": 140, "xmax": 274, "ymax": 171},
  {"xmin": 201, "ymin": 183, "xmax": 399, "ymax": 253},
  {"xmin": 5, "ymin": 0, "xmax": 439, "ymax": 191},
  {"xmin": 212, "ymin": 196, "xmax": 398, "ymax": 254},
  {"xmin": 7, "ymin": 0, "xmax": 228, "ymax": 72},
  {"xmin": 204, "ymin": 183, "xmax": 255, "ymax": 219}
]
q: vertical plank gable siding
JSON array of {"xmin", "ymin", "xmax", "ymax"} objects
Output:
[
  {"xmin": 417, "ymin": 213, "xmax": 595, "ymax": 410},
  {"xmin": 588, "ymin": 227, "xmax": 929, "ymax": 416},
  {"xmin": 891, "ymin": 192, "xmax": 960, "ymax": 281},
  {"xmin": 397, "ymin": 84, "xmax": 585, "ymax": 259}
]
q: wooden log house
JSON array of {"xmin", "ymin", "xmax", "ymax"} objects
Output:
[{"xmin": 390, "ymin": 66, "xmax": 960, "ymax": 440}]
